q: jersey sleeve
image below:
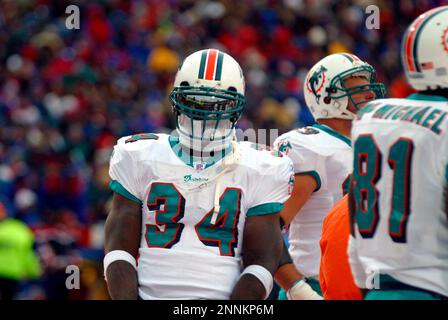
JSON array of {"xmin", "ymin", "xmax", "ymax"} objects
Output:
[
  {"xmin": 109, "ymin": 137, "xmax": 144, "ymax": 205},
  {"xmin": 246, "ymin": 155, "xmax": 295, "ymax": 217},
  {"xmin": 274, "ymin": 134, "xmax": 327, "ymax": 192}
]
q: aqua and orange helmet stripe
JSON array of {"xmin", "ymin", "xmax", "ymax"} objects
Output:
[
  {"xmin": 402, "ymin": 6, "xmax": 448, "ymax": 73},
  {"xmin": 340, "ymin": 53, "xmax": 361, "ymax": 63},
  {"xmin": 198, "ymin": 49, "xmax": 225, "ymax": 81}
]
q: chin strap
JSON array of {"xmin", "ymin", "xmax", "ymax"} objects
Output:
[{"xmin": 210, "ymin": 140, "xmax": 241, "ymax": 225}]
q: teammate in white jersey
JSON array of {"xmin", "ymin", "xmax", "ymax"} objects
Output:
[
  {"xmin": 273, "ymin": 53, "xmax": 385, "ymax": 300},
  {"xmin": 103, "ymin": 49, "xmax": 294, "ymax": 300},
  {"xmin": 349, "ymin": 6, "xmax": 448, "ymax": 300}
]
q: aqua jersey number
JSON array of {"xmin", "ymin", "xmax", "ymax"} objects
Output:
[
  {"xmin": 145, "ymin": 183, "xmax": 241, "ymax": 256},
  {"xmin": 195, "ymin": 188, "xmax": 241, "ymax": 256},
  {"xmin": 353, "ymin": 135, "xmax": 382, "ymax": 238},
  {"xmin": 145, "ymin": 183, "xmax": 185, "ymax": 248},
  {"xmin": 387, "ymin": 138, "xmax": 414, "ymax": 243},
  {"xmin": 353, "ymin": 135, "xmax": 414, "ymax": 243}
]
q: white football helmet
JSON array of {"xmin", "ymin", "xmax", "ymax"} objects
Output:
[
  {"xmin": 170, "ymin": 49, "xmax": 246, "ymax": 152},
  {"xmin": 401, "ymin": 6, "xmax": 448, "ymax": 91},
  {"xmin": 304, "ymin": 53, "xmax": 385, "ymax": 120}
]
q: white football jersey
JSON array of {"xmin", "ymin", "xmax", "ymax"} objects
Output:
[
  {"xmin": 274, "ymin": 124, "xmax": 353, "ymax": 278},
  {"xmin": 351, "ymin": 93, "xmax": 448, "ymax": 297},
  {"xmin": 109, "ymin": 133, "xmax": 294, "ymax": 299}
]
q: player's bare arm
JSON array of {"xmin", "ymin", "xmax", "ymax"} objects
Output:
[
  {"xmin": 104, "ymin": 193, "xmax": 142, "ymax": 300},
  {"xmin": 230, "ymin": 213, "xmax": 283, "ymax": 300},
  {"xmin": 274, "ymin": 174, "xmax": 317, "ymax": 295},
  {"xmin": 275, "ymin": 242, "xmax": 303, "ymax": 290},
  {"xmin": 279, "ymin": 174, "xmax": 317, "ymax": 226}
]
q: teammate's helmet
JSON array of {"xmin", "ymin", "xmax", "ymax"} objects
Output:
[
  {"xmin": 304, "ymin": 53, "xmax": 385, "ymax": 120},
  {"xmin": 401, "ymin": 6, "xmax": 448, "ymax": 91},
  {"xmin": 169, "ymin": 49, "xmax": 246, "ymax": 152}
]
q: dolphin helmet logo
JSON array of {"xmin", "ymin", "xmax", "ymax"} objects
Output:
[{"xmin": 306, "ymin": 65, "xmax": 328, "ymax": 104}]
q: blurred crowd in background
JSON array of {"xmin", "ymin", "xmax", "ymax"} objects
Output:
[{"xmin": 0, "ymin": 0, "xmax": 440, "ymax": 299}]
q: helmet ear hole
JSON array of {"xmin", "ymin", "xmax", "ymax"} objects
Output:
[
  {"xmin": 323, "ymin": 96, "xmax": 331, "ymax": 104},
  {"xmin": 180, "ymin": 81, "xmax": 190, "ymax": 86},
  {"xmin": 227, "ymin": 86, "xmax": 237, "ymax": 92}
]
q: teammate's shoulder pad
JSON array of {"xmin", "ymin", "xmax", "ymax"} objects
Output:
[
  {"xmin": 115, "ymin": 133, "xmax": 165, "ymax": 150},
  {"xmin": 275, "ymin": 127, "xmax": 341, "ymax": 156},
  {"xmin": 239, "ymin": 141, "xmax": 293, "ymax": 170}
]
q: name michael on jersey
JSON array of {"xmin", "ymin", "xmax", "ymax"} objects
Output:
[{"xmin": 359, "ymin": 101, "xmax": 447, "ymax": 135}]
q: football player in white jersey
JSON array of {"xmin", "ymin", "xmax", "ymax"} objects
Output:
[
  {"xmin": 273, "ymin": 53, "xmax": 385, "ymax": 300},
  {"xmin": 103, "ymin": 49, "xmax": 295, "ymax": 300},
  {"xmin": 349, "ymin": 6, "xmax": 448, "ymax": 300}
]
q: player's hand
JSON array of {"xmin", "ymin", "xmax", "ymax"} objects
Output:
[{"xmin": 286, "ymin": 279, "xmax": 323, "ymax": 300}]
